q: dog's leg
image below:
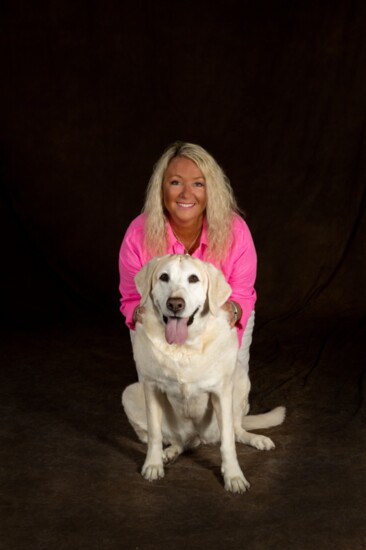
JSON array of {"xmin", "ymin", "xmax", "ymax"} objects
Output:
[
  {"xmin": 211, "ymin": 386, "xmax": 250, "ymax": 494},
  {"xmin": 141, "ymin": 381, "xmax": 165, "ymax": 481},
  {"xmin": 237, "ymin": 406, "xmax": 286, "ymax": 450},
  {"xmin": 235, "ymin": 428, "xmax": 276, "ymax": 450},
  {"xmin": 234, "ymin": 399, "xmax": 277, "ymax": 450},
  {"xmin": 232, "ymin": 358, "xmax": 276, "ymax": 451},
  {"xmin": 122, "ymin": 383, "xmax": 148, "ymax": 443}
]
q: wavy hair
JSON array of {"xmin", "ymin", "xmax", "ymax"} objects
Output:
[{"xmin": 142, "ymin": 141, "xmax": 242, "ymax": 261}]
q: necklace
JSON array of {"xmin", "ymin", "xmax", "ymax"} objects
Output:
[{"xmin": 172, "ymin": 226, "xmax": 202, "ymax": 255}]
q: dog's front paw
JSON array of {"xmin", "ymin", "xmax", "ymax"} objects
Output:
[
  {"xmin": 141, "ymin": 462, "xmax": 165, "ymax": 481},
  {"xmin": 224, "ymin": 473, "xmax": 250, "ymax": 494},
  {"xmin": 222, "ymin": 463, "xmax": 250, "ymax": 494},
  {"xmin": 251, "ymin": 435, "xmax": 275, "ymax": 451}
]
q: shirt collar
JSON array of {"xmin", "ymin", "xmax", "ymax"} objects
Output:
[{"xmin": 166, "ymin": 216, "xmax": 208, "ymax": 248}]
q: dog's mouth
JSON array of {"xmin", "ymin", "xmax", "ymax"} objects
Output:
[{"xmin": 162, "ymin": 308, "xmax": 199, "ymax": 345}]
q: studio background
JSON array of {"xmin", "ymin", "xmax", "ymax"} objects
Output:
[{"xmin": 1, "ymin": 2, "xmax": 365, "ymax": 549}]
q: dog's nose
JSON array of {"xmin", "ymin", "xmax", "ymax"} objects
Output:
[{"xmin": 166, "ymin": 297, "xmax": 185, "ymax": 314}]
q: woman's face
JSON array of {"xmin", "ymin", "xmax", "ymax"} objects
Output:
[{"xmin": 162, "ymin": 156, "xmax": 207, "ymax": 227}]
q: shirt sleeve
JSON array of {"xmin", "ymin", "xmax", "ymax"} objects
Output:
[
  {"xmin": 118, "ymin": 219, "xmax": 146, "ymax": 330},
  {"xmin": 225, "ymin": 217, "xmax": 257, "ymax": 334}
]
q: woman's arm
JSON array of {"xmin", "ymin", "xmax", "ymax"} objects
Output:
[
  {"xmin": 118, "ymin": 217, "xmax": 147, "ymax": 329},
  {"xmin": 223, "ymin": 216, "xmax": 257, "ymax": 333}
]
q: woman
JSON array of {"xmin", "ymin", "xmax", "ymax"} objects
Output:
[{"xmin": 118, "ymin": 141, "xmax": 257, "ymax": 372}]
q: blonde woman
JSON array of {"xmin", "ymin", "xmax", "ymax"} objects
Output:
[{"xmin": 119, "ymin": 141, "xmax": 257, "ymax": 372}]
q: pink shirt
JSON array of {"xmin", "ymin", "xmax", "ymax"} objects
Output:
[{"xmin": 118, "ymin": 213, "xmax": 257, "ymax": 345}]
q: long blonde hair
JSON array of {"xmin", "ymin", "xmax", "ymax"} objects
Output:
[{"xmin": 143, "ymin": 141, "xmax": 242, "ymax": 261}]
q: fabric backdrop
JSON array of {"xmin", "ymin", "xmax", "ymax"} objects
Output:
[{"xmin": 1, "ymin": 0, "xmax": 365, "ymax": 327}]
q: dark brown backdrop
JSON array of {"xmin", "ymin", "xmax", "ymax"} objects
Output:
[{"xmin": 1, "ymin": 0, "xmax": 365, "ymax": 326}]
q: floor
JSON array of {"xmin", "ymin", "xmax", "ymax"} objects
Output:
[{"xmin": 1, "ymin": 313, "xmax": 365, "ymax": 549}]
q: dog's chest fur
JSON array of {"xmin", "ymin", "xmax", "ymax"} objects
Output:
[{"xmin": 134, "ymin": 313, "xmax": 238, "ymax": 401}]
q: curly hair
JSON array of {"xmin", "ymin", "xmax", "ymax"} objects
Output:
[{"xmin": 142, "ymin": 141, "xmax": 242, "ymax": 261}]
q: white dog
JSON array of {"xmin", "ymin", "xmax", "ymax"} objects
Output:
[{"xmin": 122, "ymin": 254, "xmax": 285, "ymax": 493}]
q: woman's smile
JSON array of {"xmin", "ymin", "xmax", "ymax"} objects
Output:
[{"xmin": 177, "ymin": 202, "xmax": 195, "ymax": 208}]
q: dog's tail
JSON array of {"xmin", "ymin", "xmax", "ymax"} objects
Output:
[{"xmin": 242, "ymin": 406, "xmax": 286, "ymax": 430}]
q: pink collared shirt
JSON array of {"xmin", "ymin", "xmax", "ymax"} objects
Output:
[{"xmin": 118, "ymin": 213, "xmax": 257, "ymax": 345}]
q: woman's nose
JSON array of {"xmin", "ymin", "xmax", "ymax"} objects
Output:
[{"xmin": 178, "ymin": 183, "xmax": 191, "ymax": 198}]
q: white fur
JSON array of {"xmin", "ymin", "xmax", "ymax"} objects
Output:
[{"xmin": 122, "ymin": 254, "xmax": 285, "ymax": 493}]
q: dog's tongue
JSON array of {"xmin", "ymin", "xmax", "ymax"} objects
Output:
[{"xmin": 165, "ymin": 317, "xmax": 189, "ymax": 345}]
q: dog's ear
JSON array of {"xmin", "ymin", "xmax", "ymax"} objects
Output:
[
  {"xmin": 205, "ymin": 262, "xmax": 232, "ymax": 315},
  {"xmin": 134, "ymin": 257, "xmax": 162, "ymax": 306}
]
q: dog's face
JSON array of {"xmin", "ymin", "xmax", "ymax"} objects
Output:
[
  {"xmin": 135, "ymin": 255, "xmax": 232, "ymax": 345},
  {"xmin": 152, "ymin": 257, "xmax": 208, "ymax": 343}
]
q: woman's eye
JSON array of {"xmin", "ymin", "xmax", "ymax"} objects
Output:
[
  {"xmin": 193, "ymin": 181, "xmax": 205, "ymax": 187},
  {"xmin": 170, "ymin": 180, "xmax": 180, "ymax": 186},
  {"xmin": 159, "ymin": 273, "xmax": 169, "ymax": 282}
]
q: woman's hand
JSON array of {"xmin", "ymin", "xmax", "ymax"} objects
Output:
[
  {"xmin": 133, "ymin": 305, "xmax": 145, "ymax": 325},
  {"xmin": 222, "ymin": 301, "xmax": 242, "ymax": 328}
]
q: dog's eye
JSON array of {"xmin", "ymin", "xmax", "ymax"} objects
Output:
[
  {"xmin": 159, "ymin": 273, "xmax": 169, "ymax": 282},
  {"xmin": 188, "ymin": 274, "xmax": 199, "ymax": 283}
]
